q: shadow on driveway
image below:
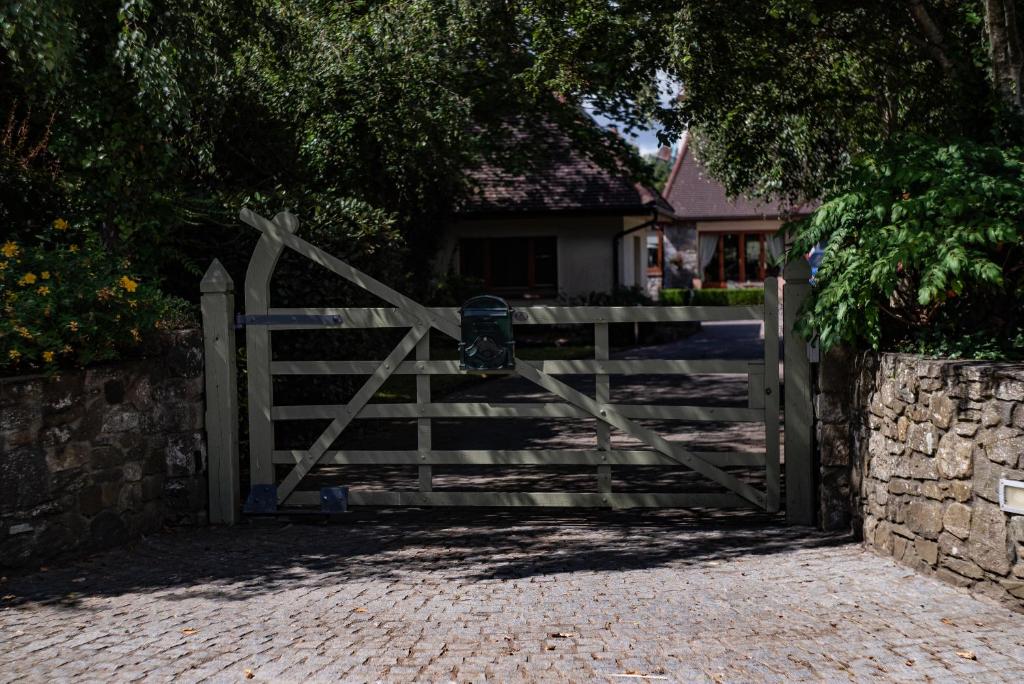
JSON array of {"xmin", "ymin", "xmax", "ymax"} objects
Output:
[{"xmin": 1, "ymin": 509, "xmax": 853, "ymax": 608}]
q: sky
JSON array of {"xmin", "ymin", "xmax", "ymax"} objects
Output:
[
  {"xmin": 585, "ymin": 71, "xmax": 681, "ymax": 158},
  {"xmin": 590, "ymin": 113, "xmax": 675, "ymax": 157}
]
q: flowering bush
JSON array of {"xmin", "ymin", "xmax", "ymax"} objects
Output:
[{"xmin": 1, "ymin": 219, "xmax": 190, "ymax": 374}]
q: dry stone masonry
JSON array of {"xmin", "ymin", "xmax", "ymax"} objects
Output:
[
  {"xmin": 0, "ymin": 331, "xmax": 207, "ymax": 568},
  {"xmin": 818, "ymin": 350, "xmax": 1024, "ymax": 611}
]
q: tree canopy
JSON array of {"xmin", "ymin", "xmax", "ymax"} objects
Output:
[
  {"xmin": 1, "ymin": 0, "xmax": 654, "ymax": 288},
  {"xmin": 3, "ymin": 0, "xmax": 1023, "ymax": 367}
]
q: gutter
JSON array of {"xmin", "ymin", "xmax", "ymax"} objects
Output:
[{"xmin": 611, "ymin": 207, "xmax": 661, "ymax": 290}]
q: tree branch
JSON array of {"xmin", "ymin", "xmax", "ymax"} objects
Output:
[{"xmin": 905, "ymin": 0, "xmax": 955, "ymax": 74}]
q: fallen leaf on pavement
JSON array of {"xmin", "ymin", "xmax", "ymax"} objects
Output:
[
  {"xmin": 956, "ymin": 650, "xmax": 976, "ymax": 661},
  {"xmin": 941, "ymin": 617, "xmax": 955, "ymax": 626},
  {"xmin": 353, "ymin": 607, "xmax": 368, "ymax": 613},
  {"xmin": 244, "ymin": 669, "xmax": 255, "ymax": 679},
  {"xmin": 181, "ymin": 627, "xmax": 198, "ymax": 635}
]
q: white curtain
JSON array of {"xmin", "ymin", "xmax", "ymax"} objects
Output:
[
  {"xmin": 766, "ymin": 233, "xmax": 785, "ymax": 266},
  {"xmin": 698, "ymin": 234, "xmax": 719, "ymax": 272}
]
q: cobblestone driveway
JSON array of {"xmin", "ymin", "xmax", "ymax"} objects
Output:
[{"xmin": 2, "ymin": 511, "xmax": 1023, "ymax": 682}]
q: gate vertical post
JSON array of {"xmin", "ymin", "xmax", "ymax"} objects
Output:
[
  {"xmin": 763, "ymin": 277, "xmax": 780, "ymax": 512},
  {"xmin": 201, "ymin": 260, "xmax": 240, "ymax": 525},
  {"xmin": 595, "ymin": 322, "xmax": 611, "ymax": 495},
  {"xmin": 783, "ymin": 258, "xmax": 815, "ymax": 525},
  {"xmin": 244, "ymin": 211, "xmax": 298, "ymax": 485},
  {"xmin": 417, "ymin": 332, "xmax": 432, "ymax": 493}
]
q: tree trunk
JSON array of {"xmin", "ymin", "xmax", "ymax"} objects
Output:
[{"xmin": 985, "ymin": 0, "xmax": 1024, "ymax": 110}]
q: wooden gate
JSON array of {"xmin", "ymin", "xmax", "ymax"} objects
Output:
[{"xmin": 212, "ymin": 208, "xmax": 785, "ymax": 513}]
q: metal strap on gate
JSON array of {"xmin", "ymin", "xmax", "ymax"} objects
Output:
[{"xmin": 235, "ymin": 314, "xmax": 343, "ymax": 328}]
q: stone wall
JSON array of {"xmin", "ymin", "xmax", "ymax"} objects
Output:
[
  {"xmin": 817, "ymin": 350, "xmax": 1024, "ymax": 610},
  {"xmin": 0, "ymin": 330, "xmax": 207, "ymax": 568}
]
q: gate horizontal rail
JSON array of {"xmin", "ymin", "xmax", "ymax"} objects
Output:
[
  {"xmin": 271, "ymin": 402, "xmax": 765, "ymax": 422},
  {"xmin": 287, "ymin": 490, "xmax": 751, "ymax": 508},
  {"xmin": 271, "ymin": 359, "xmax": 761, "ymax": 375},
  {"xmin": 271, "ymin": 449, "xmax": 765, "ymax": 467},
  {"xmin": 265, "ymin": 305, "xmax": 763, "ymax": 327}
]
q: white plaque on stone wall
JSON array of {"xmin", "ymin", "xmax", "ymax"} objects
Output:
[{"xmin": 1000, "ymin": 479, "xmax": 1024, "ymax": 515}]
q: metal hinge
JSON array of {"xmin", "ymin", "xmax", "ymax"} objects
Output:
[{"xmin": 235, "ymin": 314, "xmax": 343, "ymax": 329}]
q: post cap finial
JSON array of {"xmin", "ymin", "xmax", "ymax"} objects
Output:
[
  {"xmin": 783, "ymin": 256, "xmax": 812, "ymax": 281},
  {"xmin": 201, "ymin": 258, "xmax": 234, "ymax": 293}
]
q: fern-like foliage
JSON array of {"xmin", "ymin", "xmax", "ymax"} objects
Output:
[{"xmin": 788, "ymin": 138, "xmax": 1024, "ymax": 359}]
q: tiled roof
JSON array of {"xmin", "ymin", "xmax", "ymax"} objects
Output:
[
  {"xmin": 459, "ymin": 125, "xmax": 673, "ymax": 216},
  {"xmin": 663, "ymin": 134, "xmax": 796, "ymax": 221}
]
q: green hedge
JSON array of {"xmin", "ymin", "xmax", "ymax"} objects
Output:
[{"xmin": 660, "ymin": 287, "xmax": 765, "ymax": 306}]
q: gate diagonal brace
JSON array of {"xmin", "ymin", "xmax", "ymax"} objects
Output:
[
  {"xmin": 275, "ymin": 325, "xmax": 427, "ymax": 503},
  {"xmin": 512, "ymin": 359, "xmax": 767, "ymax": 509},
  {"xmin": 240, "ymin": 208, "xmax": 768, "ymax": 510}
]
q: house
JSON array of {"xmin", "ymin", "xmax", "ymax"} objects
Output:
[
  {"xmin": 436, "ymin": 127, "xmax": 675, "ymax": 301},
  {"xmin": 656, "ymin": 132, "xmax": 808, "ymax": 291}
]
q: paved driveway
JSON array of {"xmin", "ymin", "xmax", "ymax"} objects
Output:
[{"xmin": 2, "ymin": 511, "xmax": 1023, "ymax": 682}]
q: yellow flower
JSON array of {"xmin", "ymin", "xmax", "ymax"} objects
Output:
[
  {"xmin": 52, "ymin": 218, "xmax": 69, "ymax": 231},
  {"xmin": 41, "ymin": 271, "xmax": 50, "ymax": 280},
  {"xmin": 37, "ymin": 286, "xmax": 50, "ymax": 296},
  {"xmin": 1, "ymin": 241, "xmax": 17, "ymax": 258},
  {"xmin": 68, "ymin": 320, "xmax": 79, "ymax": 332},
  {"xmin": 8, "ymin": 349, "xmax": 20, "ymax": 361},
  {"xmin": 131, "ymin": 328, "xmax": 141, "ymax": 342},
  {"xmin": 16, "ymin": 326, "xmax": 32, "ymax": 339},
  {"xmin": 18, "ymin": 272, "xmax": 37, "ymax": 286},
  {"xmin": 42, "ymin": 351, "xmax": 55, "ymax": 363},
  {"xmin": 0, "ymin": 261, "xmax": 7, "ymax": 270},
  {"xmin": 118, "ymin": 275, "xmax": 139, "ymax": 293},
  {"xmin": 68, "ymin": 244, "xmax": 79, "ymax": 253}
]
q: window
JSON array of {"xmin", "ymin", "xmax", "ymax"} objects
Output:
[
  {"xmin": 459, "ymin": 237, "xmax": 558, "ymax": 295},
  {"xmin": 702, "ymin": 232, "xmax": 769, "ymax": 287},
  {"xmin": 647, "ymin": 232, "xmax": 663, "ymax": 274}
]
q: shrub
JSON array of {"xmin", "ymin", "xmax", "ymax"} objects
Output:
[
  {"xmin": 661, "ymin": 287, "xmax": 765, "ymax": 306},
  {"xmin": 1, "ymin": 219, "xmax": 190, "ymax": 374},
  {"xmin": 788, "ymin": 138, "xmax": 1024, "ymax": 359}
]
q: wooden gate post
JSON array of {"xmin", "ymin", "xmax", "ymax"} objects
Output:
[
  {"xmin": 783, "ymin": 258, "xmax": 815, "ymax": 525},
  {"xmin": 201, "ymin": 259, "xmax": 240, "ymax": 525}
]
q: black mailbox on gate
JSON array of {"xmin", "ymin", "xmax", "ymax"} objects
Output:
[{"xmin": 459, "ymin": 295, "xmax": 515, "ymax": 371}]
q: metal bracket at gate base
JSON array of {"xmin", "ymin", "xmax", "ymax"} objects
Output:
[
  {"xmin": 243, "ymin": 484, "xmax": 278, "ymax": 514},
  {"xmin": 235, "ymin": 314, "xmax": 343, "ymax": 328},
  {"xmin": 320, "ymin": 486, "xmax": 349, "ymax": 513}
]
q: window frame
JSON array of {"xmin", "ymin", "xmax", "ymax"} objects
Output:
[
  {"xmin": 646, "ymin": 229, "xmax": 664, "ymax": 277},
  {"xmin": 458, "ymin": 236, "xmax": 559, "ymax": 297},
  {"xmin": 703, "ymin": 231, "xmax": 770, "ymax": 287}
]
